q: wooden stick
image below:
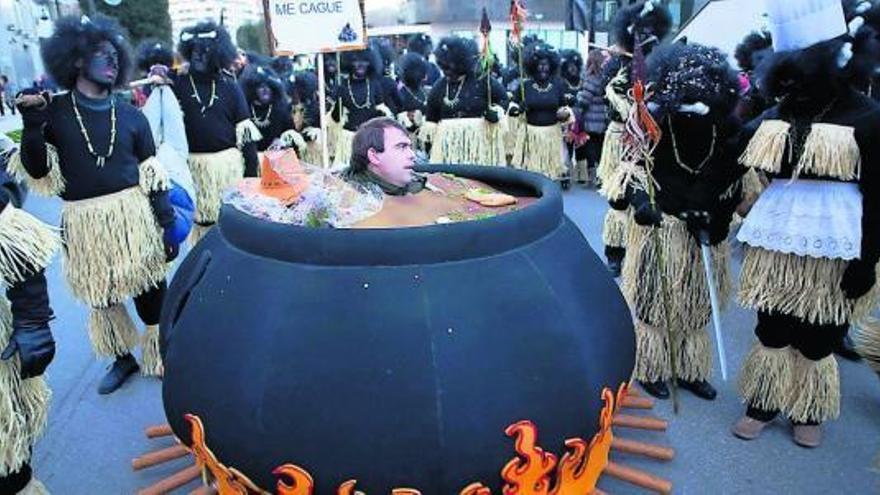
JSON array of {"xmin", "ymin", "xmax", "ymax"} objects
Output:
[
  {"xmin": 621, "ymin": 396, "xmax": 655, "ymax": 409},
  {"xmin": 131, "ymin": 445, "xmax": 191, "ymax": 471},
  {"xmin": 145, "ymin": 424, "xmax": 174, "ymax": 439},
  {"xmin": 138, "ymin": 465, "xmax": 202, "ymax": 495},
  {"xmin": 604, "ymin": 461, "xmax": 672, "ymax": 494},
  {"xmin": 613, "ymin": 414, "xmax": 668, "ymax": 431},
  {"xmin": 611, "ymin": 437, "xmax": 675, "ymax": 461},
  {"xmin": 588, "ymin": 43, "xmax": 633, "ymax": 58}
]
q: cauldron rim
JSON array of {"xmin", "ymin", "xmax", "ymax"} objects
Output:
[{"xmin": 217, "ymin": 164, "xmax": 563, "ymax": 266}]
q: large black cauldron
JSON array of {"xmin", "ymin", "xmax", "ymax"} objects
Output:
[{"xmin": 160, "ymin": 165, "xmax": 634, "ymax": 493}]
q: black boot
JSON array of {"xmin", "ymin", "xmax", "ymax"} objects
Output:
[
  {"xmin": 832, "ymin": 333, "xmax": 861, "ymax": 361},
  {"xmin": 638, "ymin": 379, "xmax": 669, "ymax": 399},
  {"xmin": 604, "ymin": 246, "xmax": 625, "ymax": 278},
  {"xmin": 98, "ymin": 353, "xmax": 139, "ymax": 395},
  {"xmin": 677, "ymin": 378, "xmax": 717, "ymax": 400},
  {"xmin": 560, "ymin": 178, "xmax": 571, "ymax": 191},
  {"xmin": 0, "ymin": 462, "xmax": 32, "ymax": 494}
]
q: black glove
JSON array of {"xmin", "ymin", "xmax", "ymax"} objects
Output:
[
  {"xmin": 633, "ymin": 201, "xmax": 662, "ymax": 227},
  {"xmin": 484, "ymin": 107, "xmax": 500, "ymax": 123},
  {"xmin": 1, "ymin": 326, "xmax": 55, "ymax": 379},
  {"xmin": 15, "ymin": 89, "xmax": 51, "ymax": 129},
  {"xmin": 840, "ymin": 259, "xmax": 877, "ymax": 299},
  {"xmin": 165, "ymin": 241, "xmax": 180, "ymax": 262},
  {"xmin": 508, "ymin": 105, "xmax": 522, "ymax": 117}
]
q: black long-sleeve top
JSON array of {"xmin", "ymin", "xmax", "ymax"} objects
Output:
[
  {"xmin": 379, "ymin": 74, "xmax": 402, "ymax": 115},
  {"xmin": 425, "ymin": 74, "xmax": 508, "ymax": 122},
  {"xmin": 398, "ymin": 84, "xmax": 427, "ymax": 114},
  {"xmin": 513, "ymin": 78, "xmax": 570, "ymax": 126},
  {"xmin": 645, "ymin": 113, "xmax": 742, "ymax": 243},
  {"xmin": 171, "ymin": 71, "xmax": 258, "ymax": 176},
  {"xmin": 334, "ymin": 77, "xmax": 387, "ymax": 131},
  {"xmin": 740, "ymin": 87, "xmax": 880, "ymax": 264},
  {"xmin": 251, "ymin": 101, "xmax": 294, "ymax": 151},
  {"xmin": 18, "ymin": 90, "xmax": 174, "ymax": 226}
]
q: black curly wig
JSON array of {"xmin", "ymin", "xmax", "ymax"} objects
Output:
[
  {"xmin": 408, "ymin": 34, "xmax": 433, "ymax": 57},
  {"xmin": 271, "ymin": 56, "xmax": 294, "ymax": 77},
  {"xmin": 372, "ymin": 38, "xmax": 396, "ymax": 74},
  {"xmin": 842, "ymin": 1, "xmax": 880, "ymax": 84},
  {"xmin": 398, "ymin": 52, "xmax": 427, "ymax": 88},
  {"xmin": 647, "ymin": 42, "xmax": 740, "ymax": 121},
  {"xmin": 288, "ymin": 70, "xmax": 318, "ymax": 103},
  {"xmin": 734, "ymin": 31, "xmax": 773, "ymax": 72},
  {"xmin": 434, "ymin": 36, "xmax": 478, "ymax": 77},
  {"xmin": 560, "ymin": 48, "xmax": 583, "ymax": 79},
  {"xmin": 41, "ymin": 15, "xmax": 133, "ymax": 90},
  {"xmin": 340, "ymin": 45, "xmax": 383, "ymax": 77},
  {"xmin": 523, "ymin": 42, "xmax": 560, "ymax": 79},
  {"xmin": 757, "ymin": 36, "xmax": 851, "ymax": 107},
  {"xmin": 239, "ymin": 64, "xmax": 286, "ymax": 105},
  {"xmin": 177, "ymin": 20, "xmax": 237, "ymax": 72},
  {"xmin": 612, "ymin": 0, "xmax": 673, "ymax": 53},
  {"xmin": 135, "ymin": 39, "xmax": 174, "ymax": 74}
]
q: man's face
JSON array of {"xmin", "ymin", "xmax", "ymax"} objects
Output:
[
  {"xmin": 255, "ymin": 83, "xmax": 273, "ymax": 104},
  {"xmin": 368, "ymin": 127, "xmax": 416, "ymax": 187},
  {"xmin": 190, "ymin": 41, "xmax": 215, "ymax": 74},
  {"xmin": 84, "ymin": 40, "xmax": 119, "ymax": 87}
]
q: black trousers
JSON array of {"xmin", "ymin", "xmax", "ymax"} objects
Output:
[{"xmin": 133, "ymin": 281, "xmax": 166, "ymax": 326}]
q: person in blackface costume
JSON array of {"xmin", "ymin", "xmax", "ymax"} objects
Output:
[
  {"xmin": 396, "ymin": 52, "xmax": 429, "ymax": 149},
  {"xmin": 732, "ymin": 0, "xmax": 880, "ymax": 448},
  {"xmin": 618, "ymin": 42, "xmax": 741, "ymax": 401},
  {"xmin": 509, "ymin": 42, "xmax": 574, "ymax": 184},
  {"xmin": 332, "ymin": 46, "xmax": 393, "ymax": 169},
  {"xmin": 598, "ymin": 0, "xmax": 672, "ymax": 277},
  {"xmin": 422, "ymin": 36, "xmax": 508, "ymax": 167},
  {"xmin": 0, "ymin": 153, "xmax": 61, "ymax": 494},
  {"xmin": 408, "ymin": 33, "xmax": 441, "ymax": 86},
  {"xmin": 170, "ymin": 20, "xmax": 261, "ymax": 244},
  {"xmin": 286, "ymin": 70, "xmax": 323, "ymax": 165},
  {"xmin": 560, "ymin": 49, "xmax": 591, "ymax": 185},
  {"xmin": 10, "ymin": 15, "xmax": 178, "ymax": 393},
  {"xmin": 239, "ymin": 65, "xmax": 293, "ymax": 152}
]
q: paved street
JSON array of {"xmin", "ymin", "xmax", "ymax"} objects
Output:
[{"xmin": 18, "ymin": 179, "xmax": 880, "ymax": 494}]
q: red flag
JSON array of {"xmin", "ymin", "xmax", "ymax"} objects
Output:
[{"xmin": 509, "ymin": 0, "xmax": 527, "ymax": 45}]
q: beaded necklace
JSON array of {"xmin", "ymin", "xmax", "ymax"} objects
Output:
[
  {"xmin": 669, "ymin": 117, "xmax": 716, "ymax": 175},
  {"xmin": 444, "ymin": 78, "xmax": 465, "ymax": 108},
  {"xmin": 189, "ymin": 75, "xmax": 218, "ymax": 114},
  {"xmin": 70, "ymin": 91, "xmax": 116, "ymax": 168},
  {"xmin": 347, "ymin": 79, "xmax": 372, "ymax": 109},
  {"xmin": 251, "ymin": 104, "xmax": 273, "ymax": 128},
  {"xmin": 403, "ymin": 85, "xmax": 426, "ymax": 106}
]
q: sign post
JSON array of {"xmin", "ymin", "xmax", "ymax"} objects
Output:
[{"xmin": 261, "ymin": 0, "xmax": 367, "ymax": 168}]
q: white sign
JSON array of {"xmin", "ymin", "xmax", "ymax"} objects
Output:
[{"xmin": 267, "ymin": 0, "xmax": 367, "ymax": 54}]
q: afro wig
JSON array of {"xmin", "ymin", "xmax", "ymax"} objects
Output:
[
  {"xmin": 239, "ymin": 64, "xmax": 286, "ymax": 105},
  {"xmin": 434, "ymin": 36, "xmax": 478, "ymax": 77},
  {"xmin": 408, "ymin": 34, "xmax": 433, "ymax": 57},
  {"xmin": 734, "ymin": 31, "xmax": 773, "ymax": 72},
  {"xmin": 756, "ymin": 37, "xmax": 851, "ymax": 104},
  {"xmin": 560, "ymin": 49, "xmax": 584, "ymax": 73},
  {"xmin": 41, "ymin": 15, "xmax": 133, "ymax": 90},
  {"xmin": 523, "ymin": 42, "xmax": 561, "ymax": 79},
  {"xmin": 340, "ymin": 45, "xmax": 383, "ymax": 77},
  {"xmin": 288, "ymin": 70, "xmax": 318, "ymax": 103},
  {"xmin": 271, "ymin": 56, "xmax": 294, "ymax": 77},
  {"xmin": 842, "ymin": 1, "xmax": 880, "ymax": 83},
  {"xmin": 371, "ymin": 38, "xmax": 396, "ymax": 74},
  {"xmin": 612, "ymin": 0, "xmax": 673, "ymax": 52},
  {"xmin": 177, "ymin": 20, "xmax": 237, "ymax": 72},
  {"xmin": 135, "ymin": 39, "xmax": 175, "ymax": 74},
  {"xmin": 398, "ymin": 52, "xmax": 428, "ymax": 88},
  {"xmin": 647, "ymin": 42, "xmax": 740, "ymax": 121}
]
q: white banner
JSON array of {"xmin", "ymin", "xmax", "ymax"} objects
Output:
[{"xmin": 266, "ymin": 0, "xmax": 367, "ymax": 54}]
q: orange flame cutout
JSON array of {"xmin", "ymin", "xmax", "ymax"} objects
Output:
[
  {"xmin": 185, "ymin": 414, "xmax": 264, "ymax": 495},
  {"xmin": 461, "ymin": 483, "xmax": 492, "ymax": 495},
  {"xmin": 273, "ymin": 464, "xmax": 315, "ymax": 495},
  {"xmin": 502, "ymin": 421, "xmax": 559, "ymax": 494},
  {"xmin": 337, "ymin": 480, "xmax": 362, "ymax": 495}
]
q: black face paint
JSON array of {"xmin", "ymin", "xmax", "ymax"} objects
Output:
[
  {"xmin": 190, "ymin": 40, "xmax": 215, "ymax": 74},
  {"xmin": 536, "ymin": 58, "xmax": 551, "ymax": 82},
  {"xmin": 84, "ymin": 40, "xmax": 119, "ymax": 88},
  {"xmin": 351, "ymin": 60, "xmax": 370, "ymax": 79},
  {"xmin": 256, "ymin": 84, "xmax": 273, "ymax": 104}
]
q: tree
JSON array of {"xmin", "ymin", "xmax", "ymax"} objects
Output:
[
  {"xmin": 236, "ymin": 20, "xmax": 269, "ymax": 56},
  {"xmin": 78, "ymin": 0, "xmax": 173, "ymax": 46}
]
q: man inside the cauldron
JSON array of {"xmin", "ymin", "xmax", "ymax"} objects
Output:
[{"xmin": 342, "ymin": 117, "xmax": 424, "ymax": 195}]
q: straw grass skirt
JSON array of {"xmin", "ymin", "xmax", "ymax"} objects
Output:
[
  {"xmin": 62, "ymin": 187, "xmax": 167, "ymax": 359},
  {"xmin": 597, "ymin": 121, "xmax": 624, "ymax": 198},
  {"xmin": 602, "ymin": 207, "xmax": 629, "ymax": 248},
  {"xmin": 429, "ymin": 118, "xmax": 505, "ymax": 166},
  {"xmin": 0, "ymin": 297, "xmax": 50, "ymax": 478},
  {"xmin": 188, "ymin": 148, "xmax": 245, "ymax": 245},
  {"xmin": 622, "ymin": 215, "xmax": 731, "ymax": 382},
  {"xmin": 332, "ymin": 129, "xmax": 356, "ymax": 170},
  {"xmin": 511, "ymin": 124, "xmax": 567, "ymax": 180}
]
